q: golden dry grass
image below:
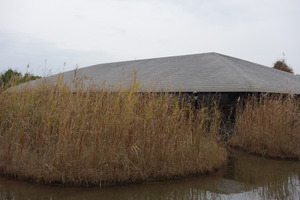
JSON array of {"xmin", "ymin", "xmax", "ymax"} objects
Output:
[
  {"xmin": 0, "ymin": 78, "xmax": 227, "ymax": 186},
  {"xmin": 230, "ymin": 95, "xmax": 300, "ymax": 160}
]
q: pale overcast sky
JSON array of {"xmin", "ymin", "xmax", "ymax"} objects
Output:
[{"xmin": 0, "ymin": 0, "xmax": 299, "ymax": 76}]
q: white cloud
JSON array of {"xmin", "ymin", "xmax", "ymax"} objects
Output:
[
  {"xmin": 0, "ymin": 0, "xmax": 299, "ymax": 74},
  {"xmin": 0, "ymin": 29, "xmax": 114, "ymax": 75}
]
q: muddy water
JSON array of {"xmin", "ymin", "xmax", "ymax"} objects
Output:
[{"xmin": 0, "ymin": 150, "xmax": 299, "ymax": 200}]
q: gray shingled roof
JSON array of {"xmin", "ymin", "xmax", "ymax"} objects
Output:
[{"xmin": 26, "ymin": 52, "xmax": 300, "ymax": 94}]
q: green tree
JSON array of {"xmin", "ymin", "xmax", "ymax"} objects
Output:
[
  {"xmin": 0, "ymin": 68, "xmax": 41, "ymax": 88},
  {"xmin": 273, "ymin": 59, "xmax": 294, "ymax": 74}
]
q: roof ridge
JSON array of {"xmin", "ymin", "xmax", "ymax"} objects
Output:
[
  {"xmin": 214, "ymin": 53, "xmax": 300, "ymax": 81},
  {"xmin": 212, "ymin": 53, "xmax": 255, "ymax": 89},
  {"xmin": 78, "ymin": 52, "xmax": 215, "ymax": 71}
]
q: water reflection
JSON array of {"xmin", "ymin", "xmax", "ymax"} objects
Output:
[{"xmin": 0, "ymin": 150, "xmax": 299, "ymax": 200}]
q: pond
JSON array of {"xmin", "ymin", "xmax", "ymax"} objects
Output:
[{"xmin": 0, "ymin": 150, "xmax": 299, "ymax": 200}]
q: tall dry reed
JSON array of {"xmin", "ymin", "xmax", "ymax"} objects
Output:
[
  {"xmin": 230, "ymin": 94, "xmax": 300, "ymax": 159},
  {"xmin": 0, "ymin": 78, "xmax": 227, "ymax": 186}
]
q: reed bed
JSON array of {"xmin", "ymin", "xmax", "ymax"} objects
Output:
[
  {"xmin": 230, "ymin": 95, "xmax": 300, "ymax": 160},
  {"xmin": 0, "ymin": 79, "xmax": 227, "ymax": 186}
]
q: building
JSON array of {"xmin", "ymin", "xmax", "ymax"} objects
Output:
[{"xmin": 23, "ymin": 52, "xmax": 300, "ymax": 100}]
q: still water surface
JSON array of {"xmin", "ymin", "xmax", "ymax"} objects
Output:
[{"xmin": 0, "ymin": 150, "xmax": 299, "ymax": 200}]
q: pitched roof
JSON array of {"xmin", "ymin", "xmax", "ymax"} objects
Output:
[{"xmin": 34, "ymin": 52, "xmax": 300, "ymax": 94}]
